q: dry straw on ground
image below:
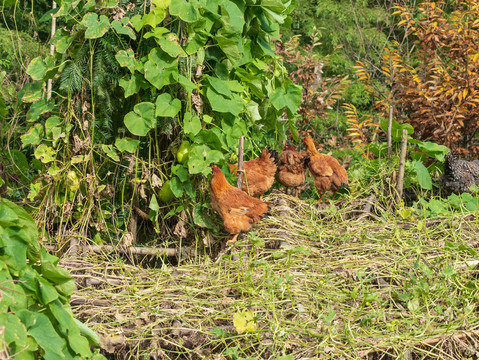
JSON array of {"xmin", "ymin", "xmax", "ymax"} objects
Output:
[{"xmin": 64, "ymin": 193, "xmax": 479, "ymax": 359}]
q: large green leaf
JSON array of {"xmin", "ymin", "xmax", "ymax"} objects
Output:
[
  {"xmin": 38, "ymin": 251, "xmax": 74, "ymax": 286},
  {"xmin": 21, "ymin": 124, "xmax": 44, "ymax": 146},
  {"xmin": 0, "ymin": 313, "xmax": 28, "ymax": 348},
  {"xmin": 177, "ymin": 74, "xmax": 196, "ymax": 93},
  {"xmin": 144, "ymin": 48, "xmax": 178, "ymax": 90},
  {"xmin": 55, "ymin": 34, "xmax": 74, "ymax": 54},
  {"xmin": 22, "ymin": 82, "xmax": 44, "ymax": 103},
  {"xmin": 73, "ymin": 317, "xmax": 100, "ymax": 347},
  {"xmin": 111, "ymin": 19, "xmax": 135, "ymax": 39},
  {"xmin": 193, "ymin": 204, "xmax": 215, "ymax": 229},
  {"xmin": 183, "ymin": 112, "xmax": 202, "ymax": 136},
  {"xmin": 1, "ymin": 198, "xmax": 40, "ymax": 260},
  {"xmin": 170, "ymin": 177, "xmax": 184, "ymax": 198},
  {"xmin": 115, "ymin": 49, "xmax": 136, "ymax": 73},
  {"xmin": 155, "ymin": 93, "xmax": 181, "ymax": 117},
  {"xmin": 0, "ymin": 260, "xmax": 16, "ymax": 311},
  {"xmin": 206, "ymin": 88, "xmax": 244, "ymax": 115},
  {"xmin": 414, "ymin": 160, "xmax": 432, "ymax": 190},
  {"xmin": 124, "ymin": 102, "xmax": 156, "ymax": 136},
  {"xmin": 26, "ymin": 98, "xmax": 55, "ymax": 121},
  {"xmin": 34, "ymin": 144, "xmax": 56, "ymax": 163},
  {"xmin": 169, "ymin": 0, "xmax": 199, "ymax": 22},
  {"xmin": 158, "ymin": 33, "xmax": 185, "ymax": 57},
  {"xmin": 261, "ymin": 0, "xmax": 288, "ymax": 24},
  {"xmin": 195, "ymin": 129, "xmax": 224, "ymax": 150},
  {"xmin": 207, "ymin": 76, "xmax": 233, "ymax": 98},
  {"xmin": 152, "ymin": 0, "xmax": 170, "ymax": 9},
  {"xmin": 26, "ymin": 57, "xmax": 47, "ymax": 81},
  {"xmin": 115, "ymin": 137, "xmax": 140, "ymax": 153},
  {"xmin": 49, "ymin": 301, "xmax": 92, "ymax": 356},
  {"xmin": 187, "ymin": 144, "xmax": 224, "ymax": 175},
  {"xmin": 37, "ymin": 276, "xmax": 59, "ymax": 304},
  {"xmin": 216, "ymin": 30, "xmax": 242, "ymax": 63},
  {"xmin": 144, "ymin": 7, "xmax": 167, "ymax": 28},
  {"xmin": 17, "ymin": 310, "xmax": 67, "ymax": 360},
  {"xmin": 101, "ymin": 144, "xmax": 120, "ymax": 162},
  {"xmin": 82, "ymin": 13, "xmax": 110, "ymax": 39},
  {"xmin": 119, "ymin": 74, "xmax": 146, "ymax": 97},
  {"xmin": 270, "ymin": 83, "xmax": 302, "ymax": 113},
  {"xmin": 220, "ymin": 1, "xmax": 244, "ymax": 33}
]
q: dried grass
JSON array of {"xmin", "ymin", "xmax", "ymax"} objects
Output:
[{"xmin": 64, "ymin": 193, "xmax": 479, "ymax": 359}]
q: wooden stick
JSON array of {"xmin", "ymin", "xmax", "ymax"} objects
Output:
[
  {"xmin": 396, "ymin": 129, "xmax": 408, "ymax": 202},
  {"xmin": 70, "ymin": 298, "xmax": 112, "ymax": 307},
  {"xmin": 387, "ymin": 104, "xmax": 393, "ymax": 158},
  {"xmin": 45, "ymin": 244, "xmax": 178, "ymax": 257},
  {"xmin": 236, "ymin": 136, "xmax": 245, "ymax": 189}
]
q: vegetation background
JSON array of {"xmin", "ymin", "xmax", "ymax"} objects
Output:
[{"xmin": 2, "ymin": 0, "xmax": 479, "ymax": 358}]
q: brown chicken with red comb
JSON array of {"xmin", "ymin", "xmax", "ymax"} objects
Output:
[{"xmin": 210, "ymin": 165, "xmax": 269, "ymax": 245}]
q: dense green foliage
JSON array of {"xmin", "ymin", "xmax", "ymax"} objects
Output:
[
  {"xmin": 0, "ymin": 198, "xmax": 105, "ymax": 359},
  {"xmin": 14, "ymin": 0, "xmax": 300, "ymax": 247}
]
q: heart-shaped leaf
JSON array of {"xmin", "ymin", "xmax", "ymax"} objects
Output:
[
  {"xmin": 155, "ymin": 93, "xmax": 181, "ymax": 117},
  {"xmin": 124, "ymin": 102, "xmax": 156, "ymax": 136},
  {"xmin": 115, "ymin": 137, "xmax": 140, "ymax": 153},
  {"xmin": 82, "ymin": 13, "xmax": 110, "ymax": 39}
]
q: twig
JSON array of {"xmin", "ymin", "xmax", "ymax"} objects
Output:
[
  {"xmin": 396, "ymin": 129, "xmax": 408, "ymax": 202},
  {"xmin": 236, "ymin": 136, "xmax": 245, "ymax": 189}
]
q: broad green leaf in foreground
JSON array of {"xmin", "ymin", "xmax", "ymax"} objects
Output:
[
  {"xmin": 124, "ymin": 102, "xmax": 156, "ymax": 136},
  {"xmin": 82, "ymin": 13, "xmax": 110, "ymax": 39}
]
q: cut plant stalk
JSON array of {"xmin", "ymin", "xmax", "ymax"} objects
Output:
[
  {"xmin": 236, "ymin": 136, "xmax": 245, "ymax": 189},
  {"xmin": 396, "ymin": 129, "xmax": 408, "ymax": 202}
]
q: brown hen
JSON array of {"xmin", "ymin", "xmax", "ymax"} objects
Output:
[
  {"xmin": 303, "ymin": 136, "xmax": 349, "ymax": 204},
  {"xmin": 210, "ymin": 165, "xmax": 269, "ymax": 245},
  {"xmin": 229, "ymin": 148, "xmax": 278, "ymax": 198},
  {"xmin": 278, "ymin": 145, "xmax": 310, "ymax": 197}
]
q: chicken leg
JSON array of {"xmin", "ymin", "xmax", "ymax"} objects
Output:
[{"xmin": 226, "ymin": 233, "xmax": 239, "ymax": 245}]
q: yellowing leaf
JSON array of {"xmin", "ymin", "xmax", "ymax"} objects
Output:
[{"xmin": 233, "ymin": 311, "xmax": 257, "ymax": 334}]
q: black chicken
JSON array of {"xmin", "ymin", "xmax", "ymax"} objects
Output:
[{"xmin": 440, "ymin": 151, "xmax": 479, "ymax": 195}]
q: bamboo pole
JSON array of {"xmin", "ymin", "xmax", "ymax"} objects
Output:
[{"xmin": 47, "ymin": 0, "xmax": 57, "ymax": 100}]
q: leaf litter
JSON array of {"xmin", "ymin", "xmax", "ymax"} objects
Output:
[{"xmin": 63, "ymin": 192, "xmax": 479, "ymax": 359}]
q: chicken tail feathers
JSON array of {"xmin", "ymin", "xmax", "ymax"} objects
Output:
[
  {"xmin": 302, "ymin": 156, "xmax": 311, "ymax": 167},
  {"xmin": 266, "ymin": 148, "xmax": 279, "ymax": 164}
]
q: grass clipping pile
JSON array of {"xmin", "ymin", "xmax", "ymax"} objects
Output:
[{"xmin": 64, "ymin": 193, "xmax": 479, "ymax": 359}]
